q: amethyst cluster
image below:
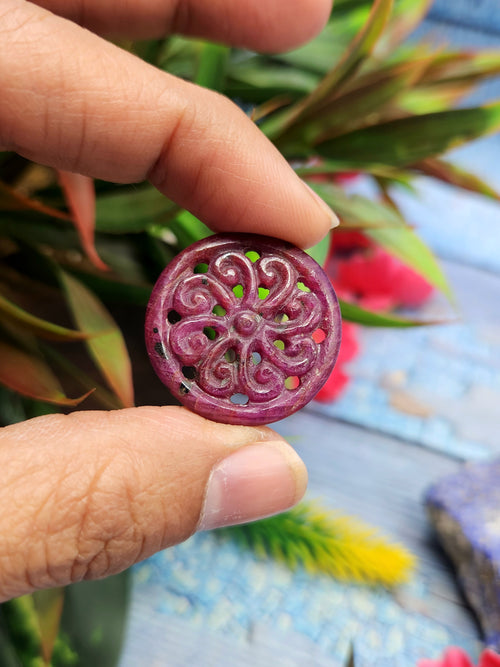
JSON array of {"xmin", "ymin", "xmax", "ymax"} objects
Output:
[
  {"xmin": 145, "ymin": 233, "xmax": 341, "ymax": 425},
  {"xmin": 426, "ymin": 459, "xmax": 500, "ymax": 648}
]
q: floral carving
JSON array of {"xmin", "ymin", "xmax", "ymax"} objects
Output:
[{"xmin": 146, "ymin": 234, "xmax": 341, "ymax": 426}]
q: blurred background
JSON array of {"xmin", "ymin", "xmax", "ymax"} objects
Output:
[{"xmin": 1, "ymin": 0, "xmax": 500, "ymax": 665}]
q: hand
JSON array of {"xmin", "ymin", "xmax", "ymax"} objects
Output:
[{"xmin": 0, "ymin": 0, "xmax": 334, "ymax": 601}]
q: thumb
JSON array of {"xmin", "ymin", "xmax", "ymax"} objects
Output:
[{"xmin": 0, "ymin": 406, "xmax": 307, "ymax": 601}]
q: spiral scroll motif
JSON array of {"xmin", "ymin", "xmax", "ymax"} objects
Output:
[{"xmin": 145, "ymin": 234, "xmax": 342, "ymax": 426}]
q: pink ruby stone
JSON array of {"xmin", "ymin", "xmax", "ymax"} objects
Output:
[{"xmin": 145, "ymin": 233, "xmax": 342, "ymax": 425}]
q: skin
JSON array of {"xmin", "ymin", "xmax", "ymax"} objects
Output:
[{"xmin": 0, "ymin": 0, "xmax": 334, "ymax": 601}]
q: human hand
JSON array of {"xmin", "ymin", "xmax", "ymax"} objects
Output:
[{"xmin": 0, "ymin": 0, "xmax": 335, "ymax": 601}]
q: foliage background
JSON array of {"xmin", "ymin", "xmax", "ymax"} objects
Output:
[{"xmin": 1, "ymin": 0, "xmax": 500, "ymax": 664}]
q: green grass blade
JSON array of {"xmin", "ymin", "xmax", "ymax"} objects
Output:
[{"xmin": 339, "ymin": 299, "xmax": 444, "ymax": 327}]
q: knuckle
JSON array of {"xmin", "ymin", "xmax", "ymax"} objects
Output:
[{"xmin": 70, "ymin": 451, "xmax": 143, "ymax": 582}]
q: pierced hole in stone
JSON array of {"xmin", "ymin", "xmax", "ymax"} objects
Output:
[
  {"xmin": 274, "ymin": 313, "xmax": 289, "ymax": 324},
  {"xmin": 212, "ymin": 304, "xmax": 227, "ymax": 316},
  {"xmin": 274, "ymin": 339, "xmax": 285, "ymax": 350},
  {"xmin": 203, "ymin": 326, "xmax": 217, "ymax": 340},
  {"xmin": 230, "ymin": 393, "xmax": 249, "ymax": 405},
  {"xmin": 154, "ymin": 341, "xmax": 166, "ymax": 358},
  {"xmin": 167, "ymin": 310, "xmax": 182, "ymax": 324},
  {"xmin": 245, "ymin": 250, "xmax": 260, "ymax": 263},
  {"xmin": 194, "ymin": 263, "xmax": 209, "ymax": 274},
  {"xmin": 312, "ymin": 328, "xmax": 326, "ymax": 344},
  {"xmin": 285, "ymin": 376, "xmax": 300, "ymax": 390},
  {"xmin": 297, "ymin": 281, "xmax": 311, "ymax": 293},
  {"xmin": 153, "ymin": 327, "xmax": 158, "ymax": 334},
  {"xmin": 179, "ymin": 383, "xmax": 190, "ymax": 395},
  {"xmin": 233, "ymin": 284, "xmax": 244, "ymax": 298},
  {"xmin": 251, "ymin": 351, "xmax": 262, "ymax": 365},
  {"xmin": 225, "ymin": 348, "xmax": 237, "ymax": 363},
  {"xmin": 182, "ymin": 366, "xmax": 197, "ymax": 380},
  {"xmin": 258, "ymin": 287, "xmax": 270, "ymax": 300}
]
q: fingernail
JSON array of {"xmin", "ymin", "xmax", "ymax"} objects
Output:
[
  {"xmin": 302, "ymin": 180, "xmax": 340, "ymax": 229},
  {"xmin": 197, "ymin": 442, "xmax": 307, "ymax": 531}
]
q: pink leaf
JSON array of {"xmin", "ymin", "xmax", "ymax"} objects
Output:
[{"xmin": 57, "ymin": 170, "xmax": 108, "ymax": 271}]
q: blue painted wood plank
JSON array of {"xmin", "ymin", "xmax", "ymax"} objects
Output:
[
  {"xmin": 122, "ymin": 415, "xmax": 481, "ymax": 667},
  {"xmin": 312, "ymin": 259, "xmax": 500, "ymax": 460},
  {"xmin": 429, "ymin": 0, "xmax": 500, "ymax": 36}
]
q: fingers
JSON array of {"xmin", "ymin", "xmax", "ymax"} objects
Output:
[
  {"xmin": 0, "ymin": 406, "xmax": 307, "ymax": 601},
  {"xmin": 31, "ymin": 0, "xmax": 333, "ymax": 50},
  {"xmin": 0, "ymin": 1, "xmax": 337, "ymax": 248}
]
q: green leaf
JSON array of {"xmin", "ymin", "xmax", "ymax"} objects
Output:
[
  {"xmin": 379, "ymin": 0, "xmax": 432, "ymax": 52},
  {"xmin": 0, "ymin": 596, "xmax": 43, "ymax": 666},
  {"xmin": 421, "ymin": 50, "xmax": 500, "ymax": 86},
  {"xmin": 0, "ymin": 611, "xmax": 22, "ymax": 667},
  {"xmin": 366, "ymin": 225, "xmax": 453, "ymax": 299},
  {"xmin": 227, "ymin": 60, "xmax": 319, "ymax": 100},
  {"xmin": 131, "ymin": 38, "xmax": 165, "ymax": 66},
  {"xmin": 306, "ymin": 58, "xmax": 429, "ymax": 142},
  {"xmin": 0, "ymin": 339, "xmax": 94, "ymax": 406},
  {"xmin": 398, "ymin": 82, "xmax": 473, "ymax": 114},
  {"xmin": 305, "ymin": 182, "xmax": 409, "ymax": 230},
  {"xmin": 67, "ymin": 269, "xmax": 152, "ymax": 307},
  {"xmin": 32, "ymin": 589, "xmax": 65, "ymax": 665},
  {"xmin": 287, "ymin": 0, "xmax": 394, "ymax": 123},
  {"xmin": 60, "ymin": 572, "xmax": 130, "ymax": 667},
  {"xmin": 317, "ymin": 103, "xmax": 500, "ymax": 168},
  {"xmin": 168, "ymin": 209, "xmax": 212, "ymax": 249},
  {"xmin": 41, "ymin": 345, "xmax": 123, "ymax": 411},
  {"xmin": 95, "ymin": 186, "xmax": 178, "ymax": 234},
  {"xmin": 0, "ymin": 291, "xmax": 89, "ymax": 342},
  {"xmin": 274, "ymin": 4, "xmax": 371, "ymax": 74},
  {"xmin": 195, "ymin": 42, "xmax": 229, "ymax": 91},
  {"xmin": 415, "ymin": 158, "xmax": 500, "ymax": 201},
  {"xmin": 58, "ymin": 271, "xmax": 134, "ymax": 408},
  {"xmin": 305, "ymin": 233, "xmax": 331, "ymax": 267},
  {"xmin": 339, "ymin": 299, "xmax": 441, "ymax": 327},
  {"xmin": 1, "ymin": 592, "xmax": 78, "ymax": 667}
]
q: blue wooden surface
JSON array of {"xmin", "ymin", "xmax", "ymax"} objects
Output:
[
  {"xmin": 120, "ymin": 12, "xmax": 500, "ymax": 667},
  {"xmin": 430, "ymin": 0, "xmax": 500, "ymax": 35}
]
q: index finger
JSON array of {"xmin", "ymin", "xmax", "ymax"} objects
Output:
[
  {"xmin": 32, "ymin": 0, "xmax": 333, "ymax": 51},
  {"xmin": 1, "ymin": 1, "xmax": 337, "ymax": 248}
]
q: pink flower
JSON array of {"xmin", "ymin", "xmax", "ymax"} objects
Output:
[
  {"xmin": 418, "ymin": 648, "xmax": 500, "ymax": 667},
  {"xmin": 314, "ymin": 321, "xmax": 359, "ymax": 403},
  {"xmin": 327, "ymin": 232, "xmax": 434, "ymax": 311}
]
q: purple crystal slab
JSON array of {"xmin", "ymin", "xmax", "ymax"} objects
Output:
[
  {"xmin": 425, "ymin": 460, "xmax": 500, "ymax": 649},
  {"xmin": 145, "ymin": 233, "xmax": 341, "ymax": 425}
]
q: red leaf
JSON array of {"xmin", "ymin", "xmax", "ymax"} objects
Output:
[
  {"xmin": 57, "ymin": 170, "xmax": 108, "ymax": 271},
  {"xmin": 59, "ymin": 270, "xmax": 135, "ymax": 408},
  {"xmin": 0, "ymin": 180, "xmax": 70, "ymax": 220},
  {"xmin": 0, "ymin": 340, "xmax": 93, "ymax": 406}
]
